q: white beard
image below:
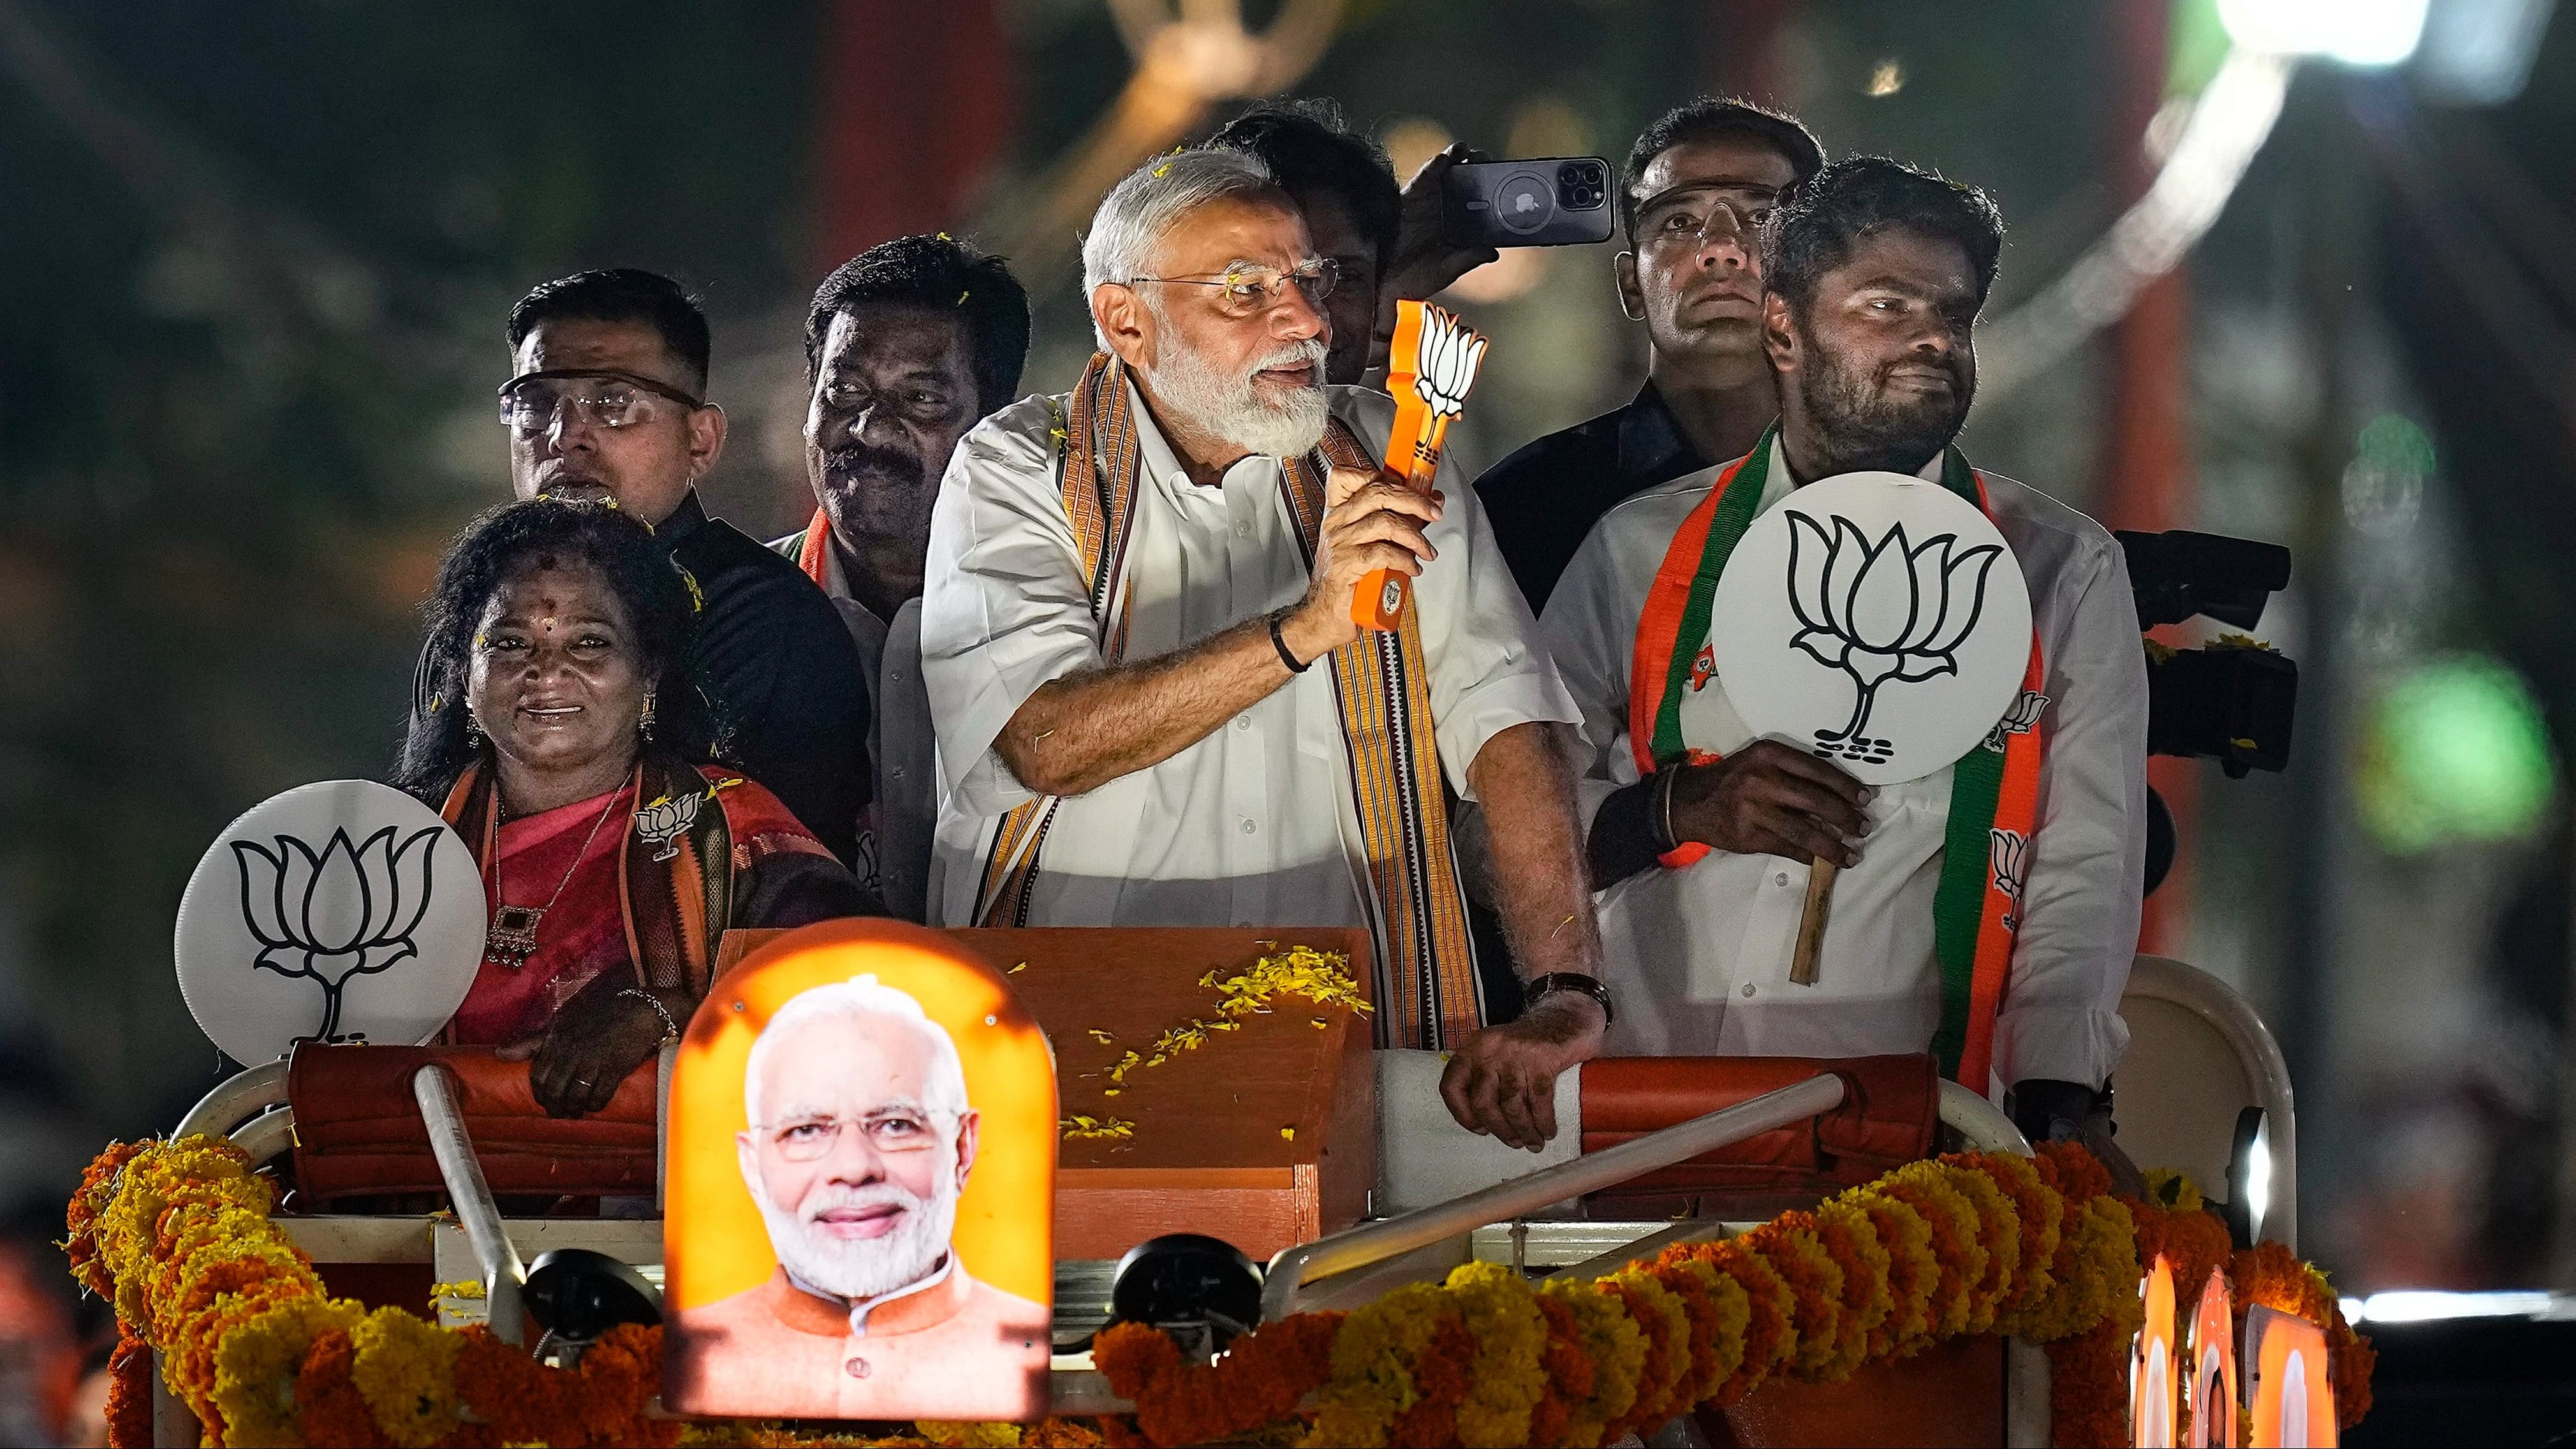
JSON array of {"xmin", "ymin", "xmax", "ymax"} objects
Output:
[
  {"xmin": 1146, "ymin": 324, "xmax": 1329, "ymax": 459},
  {"xmin": 751, "ymin": 1173, "xmax": 959, "ymax": 1302}
]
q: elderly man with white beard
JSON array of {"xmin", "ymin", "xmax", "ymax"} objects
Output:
[
  {"xmin": 921, "ymin": 148, "xmax": 1610, "ymax": 1149},
  {"xmin": 668, "ymin": 977, "xmax": 1046, "ymax": 1420}
]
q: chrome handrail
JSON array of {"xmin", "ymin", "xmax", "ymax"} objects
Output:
[
  {"xmin": 173, "ymin": 1059, "xmax": 290, "ymax": 1141},
  {"xmin": 1939, "ymin": 1080, "xmax": 2033, "ymax": 1156},
  {"xmin": 1262, "ymin": 1073, "xmax": 1846, "ymax": 1321},
  {"xmin": 413, "ymin": 1064, "xmax": 527, "ymax": 1345},
  {"xmin": 229, "ymin": 1106, "xmax": 296, "ymax": 1167}
]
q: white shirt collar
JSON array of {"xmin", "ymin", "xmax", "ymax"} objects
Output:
[{"xmin": 785, "ymin": 1249, "xmax": 955, "ymax": 1336}]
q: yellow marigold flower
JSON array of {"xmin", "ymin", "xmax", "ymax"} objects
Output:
[
  {"xmin": 213, "ymin": 1295, "xmax": 364, "ymax": 1448},
  {"xmin": 1841, "ymin": 1188, "xmax": 1938, "ymax": 1355},
  {"xmin": 350, "ymin": 1304, "xmax": 462, "ymax": 1446},
  {"xmin": 1933, "ymin": 1162, "xmax": 2021, "ymax": 1334},
  {"xmin": 1540, "ymin": 1278, "xmax": 1645, "ymax": 1448},
  {"xmin": 1880, "ymin": 1162, "xmax": 1988, "ymax": 1340},
  {"xmin": 1443, "ymin": 1261, "xmax": 1546, "ymax": 1447},
  {"xmin": 1811, "ymin": 1199, "xmax": 1895, "ymax": 1381},
  {"xmin": 2142, "ymin": 1166, "xmax": 2205, "ymax": 1215},
  {"xmin": 1307, "ymin": 1281, "xmax": 1450, "ymax": 1448},
  {"xmin": 920, "ymin": 1421, "xmax": 1026, "ymax": 1448},
  {"xmin": 1609, "ymin": 1268, "xmax": 1693, "ymax": 1424}
]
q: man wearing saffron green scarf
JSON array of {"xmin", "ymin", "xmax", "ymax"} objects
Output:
[
  {"xmin": 1542, "ymin": 158, "xmax": 2149, "ymax": 1163},
  {"xmin": 921, "ymin": 148, "xmax": 1605, "ymax": 1149}
]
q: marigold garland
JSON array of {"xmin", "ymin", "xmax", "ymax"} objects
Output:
[
  {"xmin": 67, "ymin": 1133, "xmax": 2372, "ymax": 1449},
  {"xmin": 1442, "ymin": 1262, "xmax": 1547, "ymax": 1448},
  {"xmin": 1807, "ymin": 1200, "xmax": 1894, "ymax": 1379}
]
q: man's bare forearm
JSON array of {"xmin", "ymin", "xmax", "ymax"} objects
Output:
[
  {"xmin": 994, "ymin": 614, "xmax": 1292, "ymax": 797},
  {"xmin": 1468, "ymin": 722, "xmax": 1601, "ymax": 979}
]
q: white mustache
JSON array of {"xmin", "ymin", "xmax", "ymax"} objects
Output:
[
  {"xmin": 1249, "ymin": 339, "xmax": 1327, "ymax": 375},
  {"xmin": 799, "ymin": 1181, "xmax": 921, "ymax": 1223}
]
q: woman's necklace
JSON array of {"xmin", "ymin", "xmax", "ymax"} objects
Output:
[{"xmin": 485, "ymin": 784, "xmax": 624, "ymax": 970}]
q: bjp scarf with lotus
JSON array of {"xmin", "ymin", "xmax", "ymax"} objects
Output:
[{"xmin": 1626, "ymin": 425, "xmax": 2045, "ymax": 1089}]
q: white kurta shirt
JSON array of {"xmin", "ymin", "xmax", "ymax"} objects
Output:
[
  {"xmin": 920, "ymin": 382, "xmax": 1577, "ymax": 936},
  {"xmin": 1541, "ymin": 438, "xmax": 2147, "ymax": 1089}
]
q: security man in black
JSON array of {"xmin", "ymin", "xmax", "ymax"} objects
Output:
[{"xmin": 405, "ymin": 269, "xmax": 869, "ymax": 866}]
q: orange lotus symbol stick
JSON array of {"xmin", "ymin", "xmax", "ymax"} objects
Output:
[{"xmin": 1351, "ymin": 299, "xmax": 1489, "ymax": 631}]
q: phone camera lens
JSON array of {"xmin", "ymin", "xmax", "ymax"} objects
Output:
[{"xmin": 1558, "ymin": 162, "xmax": 1606, "ymax": 211}]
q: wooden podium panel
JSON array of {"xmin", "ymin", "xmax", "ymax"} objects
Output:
[{"xmin": 713, "ymin": 926, "xmax": 1377, "ymax": 1265}]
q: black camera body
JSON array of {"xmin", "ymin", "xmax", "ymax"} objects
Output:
[{"xmin": 2117, "ymin": 529, "xmax": 2299, "ymax": 780}]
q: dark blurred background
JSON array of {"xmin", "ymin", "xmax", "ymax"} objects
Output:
[{"xmin": 5, "ymin": 0, "xmax": 2576, "ymax": 1439}]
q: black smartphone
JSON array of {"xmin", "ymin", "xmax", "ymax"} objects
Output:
[{"xmin": 1441, "ymin": 156, "xmax": 1616, "ymax": 248}]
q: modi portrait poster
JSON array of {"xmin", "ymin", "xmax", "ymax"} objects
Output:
[{"xmin": 663, "ymin": 920, "xmax": 1054, "ymax": 1420}]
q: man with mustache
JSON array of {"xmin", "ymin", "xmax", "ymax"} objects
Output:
[
  {"xmin": 1541, "ymin": 158, "xmax": 2150, "ymax": 1163},
  {"xmin": 772, "ymin": 237, "xmax": 1032, "ymax": 919},
  {"xmin": 1477, "ymin": 97, "xmax": 1823, "ymax": 614},
  {"xmin": 406, "ymin": 269, "xmax": 872, "ymax": 865},
  {"xmin": 670, "ymin": 976, "xmax": 1046, "ymax": 1419},
  {"xmin": 922, "ymin": 149, "xmax": 1609, "ymax": 1149}
]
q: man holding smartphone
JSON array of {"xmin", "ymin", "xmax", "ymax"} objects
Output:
[
  {"xmin": 1209, "ymin": 100, "xmax": 1498, "ymax": 388},
  {"xmin": 918, "ymin": 148, "xmax": 1608, "ymax": 1151},
  {"xmin": 1476, "ymin": 98, "xmax": 1823, "ymax": 612}
]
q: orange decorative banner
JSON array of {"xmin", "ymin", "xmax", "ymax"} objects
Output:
[
  {"xmin": 663, "ymin": 918, "xmax": 1055, "ymax": 1423},
  {"xmin": 1351, "ymin": 298, "xmax": 1489, "ymax": 630}
]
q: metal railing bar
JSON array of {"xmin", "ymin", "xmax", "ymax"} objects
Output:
[
  {"xmin": 1262, "ymin": 1073, "xmax": 1846, "ymax": 1320},
  {"xmin": 412, "ymin": 1064, "xmax": 528, "ymax": 1345}
]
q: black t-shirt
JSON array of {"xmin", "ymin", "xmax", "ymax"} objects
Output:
[
  {"xmin": 406, "ymin": 492, "xmax": 871, "ymax": 865},
  {"xmin": 1472, "ymin": 381, "xmax": 1712, "ymax": 614}
]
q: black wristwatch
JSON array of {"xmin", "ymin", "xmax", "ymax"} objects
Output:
[{"xmin": 1522, "ymin": 972, "xmax": 1614, "ymax": 1027}]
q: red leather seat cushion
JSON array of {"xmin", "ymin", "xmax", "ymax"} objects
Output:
[
  {"xmin": 1579, "ymin": 1054, "xmax": 1938, "ymax": 1196},
  {"xmin": 287, "ymin": 1043, "xmax": 657, "ymax": 1203}
]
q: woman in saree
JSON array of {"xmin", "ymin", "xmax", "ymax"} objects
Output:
[{"xmin": 396, "ymin": 497, "xmax": 872, "ymax": 1116}]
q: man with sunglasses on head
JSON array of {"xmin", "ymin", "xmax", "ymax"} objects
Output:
[
  {"xmin": 920, "ymin": 149, "xmax": 1607, "ymax": 1151},
  {"xmin": 406, "ymin": 268, "xmax": 872, "ymax": 867},
  {"xmin": 1476, "ymin": 98, "xmax": 1824, "ymax": 613}
]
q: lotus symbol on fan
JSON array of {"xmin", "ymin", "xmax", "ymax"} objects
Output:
[
  {"xmin": 634, "ymin": 790, "xmax": 703, "ymax": 862},
  {"xmin": 1409, "ymin": 304, "xmax": 1488, "ymax": 420},
  {"xmin": 1785, "ymin": 511, "xmax": 2003, "ymax": 763},
  {"xmin": 1989, "ymin": 827, "xmax": 2029, "ymax": 931},
  {"xmin": 232, "ymin": 824, "xmax": 445, "ymax": 1041}
]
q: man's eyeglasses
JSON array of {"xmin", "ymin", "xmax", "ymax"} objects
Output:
[
  {"xmin": 755, "ymin": 1108, "xmax": 954, "ymax": 1162},
  {"xmin": 1124, "ymin": 258, "xmax": 1340, "ymax": 320},
  {"xmin": 497, "ymin": 369, "xmax": 705, "ymax": 435}
]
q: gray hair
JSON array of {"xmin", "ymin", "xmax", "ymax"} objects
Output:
[
  {"xmin": 743, "ymin": 974, "xmax": 970, "ymax": 1126},
  {"xmin": 1081, "ymin": 148, "xmax": 1281, "ymax": 346}
]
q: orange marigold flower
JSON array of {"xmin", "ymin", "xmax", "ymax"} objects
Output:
[
  {"xmin": 1684, "ymin": 1239, "xmax": 1791, "ymax": 1406},
  {"xmin": 295, "ymin": 1326, "xmax": 388, "ymax": 1448},
  {"xmin": 1880, "ymin": 1165, "xmax": 1987, "ymax": 1341},
  {"xmin": 1808, "ymin": 1201, "xmax": 1893, "ymax": 1380}
]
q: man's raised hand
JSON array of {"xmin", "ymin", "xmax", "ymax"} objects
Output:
[
  {"xmin": 1668, "ymin": 739, "xmax": 1871, "ymax": 867},
  {"xmin": 1280, "ymin": 462, "xmax": 1441, "ymax": 661}
]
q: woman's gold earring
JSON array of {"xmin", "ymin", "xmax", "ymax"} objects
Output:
[{"xmin": 639, "ymin": 692, "xmax": 656, "ymax": 739}]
